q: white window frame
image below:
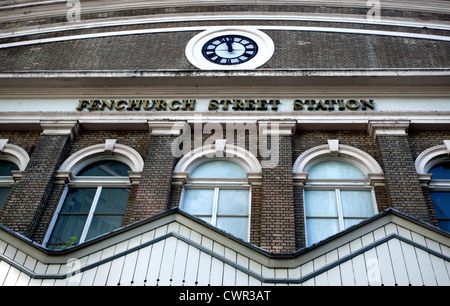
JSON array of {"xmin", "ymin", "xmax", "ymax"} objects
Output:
[
  {"xmin": 303, "ymin": 179, "xmax": 378, "ymax": 246},
  {"xmin": 43, "ymin": 166, "xmax": 132, "ymax": 248},
  {"xmin": 180, "ymin": 177, "xmax": 251, "ymax": 241}
]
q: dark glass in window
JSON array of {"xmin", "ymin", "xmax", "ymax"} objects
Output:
[
  {"xmin": 430, "ymin": 192, "xmax": 450, "ymax": 232},
  {"xmin": 77, "ymin": 160, "xmax": 131, "ymax": 177},
  {"xmin": 0, "ymin": 160, "xmax": 19, "ymax": 176},
  {"xmin": 429, "ymin": 161, "xmax": 450, "ymax": 180}
]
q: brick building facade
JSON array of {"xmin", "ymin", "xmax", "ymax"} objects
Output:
[{"xmin": 0, "ymin": 0, "xmax": 449, "ymax": 286}]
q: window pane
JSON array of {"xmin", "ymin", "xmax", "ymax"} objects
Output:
[
  {"xmin": 308, "ymin": 161, "xmax": 366, "ymax": 179},
  {"xmin": 0, "ymin": 187, "xmax": 11, "ymax": 211},
  {"xmin": 217, "ymin": 189, "xmax": 249, "ymax": 216},
  {"xmin": 190, "ymin": 160, "xmax": 247, "ymax": 178},
  {"xmin": 429, "ymin": 161, "xmax": 450, "ymax": 180},
  {"xmin": 47, "ymin": 215, "xmax": 87, "ymax": 249},
  {"xmin": 95, "ymin": 188, "xmax": 130, "ymax": 214},
  {"xmin": 77, "ymin": 160, "xmax": 131, "ymax": 177},
  {"xmin": 430, "ymin": 192, "xmax": 450, "ymax": 219},
  {"xmin": 305, "ymin": 190, "xmax": 338, "ymax": 217},
  {"xmin": 182, "ymin": 189, "xmax": 215, "ymax": 216},
  {"xmin": 430, "ymin": 192, "xmax": 450, "ymax": 232},
  {"xmin": 0, "ymin": 160, "xmax": 19, "ymax": 176},
  {"xmin": 85, "ymin": 216, "xmax": 124, "ymax": 241},
  {"xmin": 60, "ymin": 188, "xmax": 96, "ymax": 214},
  {"xmin": 438, "ymin": 221, "xmax": 450, "ymax": 232},
  {"xmin": 216, "ymin": 217, "xmax": 248, "ymax": 240},
  {"xmin": 341, "ymin": 191, "xmax": 375, "ymax": 218},
  {"xmin": 306, "ymin": 218, "xmax": 339, "ymax": 246}
]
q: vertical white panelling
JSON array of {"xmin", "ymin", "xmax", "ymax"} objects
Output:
[
  {"xmin": 3, "ymin": 266, "xmax": 20, "ymax": 286},
  {"xmin": 0, "ymin": 218, "xmax": 448, "ymax": 286},
  {"xmin": 145, "ymin": 239, "xmax": 166, "ymax": 286},
  {"xmin": 184, "ymin": 244, "xmax": 201, "ymax": 286},
  {"xmin": 0, "ymin": 260, "xmax": 10, "ymax": 285},
  {"xmin": 223, "ymin": 263, "xmax": 237, "ymax": 286},
  {"xmin": 132, "ymin": 245, "xmax": 153, "ymax": 285},
  {"xmin": 0, "ymin": 240, "xmax": 6, "ymax": 253},
  {"xmin": 429, "ymin": 254, "xmax": 450, "ymax": 286},
  {"xmin": 158, "ymin": 237, "xmax": 179, "ymax": 286},
  {"xmin": 327, "ymin": 266, "xmax": 342, "ymax": 286},
  {"xmin": 209, "ymin": 242, "xmax": 225, "ymax": 286},
  {"xmin": 92, "ymin": 261, "xmax": 111, "ymax": 286},
  {"xmin": 223, "ymin": 248, "xmax": 237, "ymax": 285},
  {"xmin": 313, "ymin": 254, "xmax": 328, "ymax": 285},
  {"xmin": 352, "ymin": 254, "xmax": 369, "ymax": 286},
  {"xmin": 119, "ymin": 250, "xmax": 139, "ymax": 286},
  {"xmin": 374, "ymin": 243, "xmax": 395, "ymax": 286},
  {"xmin": 387, "ymin": 239, "xmax": 409, "ymax": 285},
  {"xmin": 340, "ymin": 259, "xmax": 355, "ymax": 286},
  {"xmin": 249, "ymin": 259, "xmax": 262, "ymax": 286},
  {"xmin": 15, "ymin": 271, "xmax": 31, "ymax": 286},
  {"xmin": 236, "ymin": 254, "xmax": 250, "ymax": 286},
  {"xmin": 400, "ymin": 241, "xmax": 424, "ymax": 286},
  {"xmin": 274, "ymin": 269, "xmax": 288, "ymax": 287},
  {"xmin": 107, "ymin": 256, "xmax": 127, "ymax": 286},
  {"xmin": 197, "ymin": 237, "xmax": 213, "ymax": 286},
  {"xmin": 415, "ymin": 248, "xmax": 437, "ymax": 286},
  {"xmin": 171, "ymin": 240, "xmax": 190, "ymax": 286},
  {"xmin": 80, "ymin": 251, "xmax": 102, "ymax": 286}
]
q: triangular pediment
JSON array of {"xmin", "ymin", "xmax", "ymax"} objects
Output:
[{"xmin": 0, "ymin": 208, "xmax": 449, "ymax": 286}]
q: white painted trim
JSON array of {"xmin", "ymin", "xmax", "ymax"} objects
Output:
[
  {"xmin": 1, "ymin": 24, "xmax": 449, "ymax": 50},
  {"xmin": 42, "ymin": 185, "xmax": 69, "ymax": 246},
  {"xmin": 2, "ymin": 13, "xmax": 450, "ymax": 41},
  {"xmin": 174, "ymin": 142, "xmax": 262, "ymax": 174},
  {"xmin": 185, "ymin": 27, "xmax": 275, "ymax": 70},
  {"xmin": 58, "ymin": 142, "xmax": 144, "ymax": 174},
  {"xmin": 415, "ymin": 141, "xmax": 450, "ymax": 174},
  {"xmin": 0, "ymin": 141, "xmax": 30, "ymax": 172},
  {"xmin": 293, "ymin": 143, "xmax": 384, "ymax": 176},
  {"xmin": 1, "ymin": 0, "xmax": 449, "ymax": 18}
]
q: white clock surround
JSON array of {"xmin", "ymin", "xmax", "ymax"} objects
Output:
[{"xmin": 185, "ymin": 27, "xmax": 275, "ymax": 70}]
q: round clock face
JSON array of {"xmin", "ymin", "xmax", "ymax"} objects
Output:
[
  {"xmin": 186, "ymin": 28, "xmax": 274, "ymax": 70},
  {"xmin": 201, "ymin": 35, "xmax": 259, "ymax": 66}
]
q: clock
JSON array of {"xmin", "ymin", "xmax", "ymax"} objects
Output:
[
  {"xmin": 201, "ymin": 34, "xmax": 259, "ymax": 66},
  {"xmin": 186, "ymin": 28, "xmax": 275, "ymax": 70}
]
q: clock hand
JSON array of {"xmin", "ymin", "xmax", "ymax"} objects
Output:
[{"xmin": 225, "ymin": 38, "xmax": 233, "ymax": 52}]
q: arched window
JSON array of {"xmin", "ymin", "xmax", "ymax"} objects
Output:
[
  {"xmin": 304, "ymin": 160, "xmax": 377, "ymax": 246},
  {"xmin": 0, "ymin": 140, "xmax": 30, "ymax": 213},
  {"xmin": 428, "ymin": 160, "xmax": 450, "ymax": 232},
  {"xmin": 173, "ymin": 140, "xmax": 262, "ymax": 241},
  {"xmin": 181, "ymin": 160, "xmax": 250, "ymax": 241},
  {"xmin": 45, "ymin": 140, "xmax": 144, "ymax": 249},
  {"xmin": 415, "ymin": 141, "xmax": 450, "ymax": 232},
  {"xmin": 0, "ymin": 160, "xmax": 19, "ymax": 211},
  {"xmin": 293, "ymin": 140, "xmax": 383, "ymax": 246},
  {"xmin": 46, "ymin": 160, "xmax": 131, "ymax": 249}
]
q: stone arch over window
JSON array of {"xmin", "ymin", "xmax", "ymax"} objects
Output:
[
  {"xmin": 415, "ymin": 140, "xmax": 450, "ymax": 178},
  {"xmin": 293, "ymin": 140, "xmax": 384, "ymax": 246},
  {"xmin": 415, "ymin": 140, "xmax": 450, "ymax": 232},
  {"xmin": 57, "ymin": 139, "xmax": 144, "ymax": 181},
  {"xmin": 173, "ymin": 140, "xmax": 262, "ymax": 241},
  {"xmin": 0, "ymin": 139, "xmax": 30, "ymax": 173},
  {"xmin": 44, "ymin": 140, "xmax": 144, "ymax": 249},
  {"xmin": 0, "ymin": 139, "xmax": 30, "ymax": 212},
  {"xmin": 293, "ymin": 140, "xmax": 384, "ymax": 186},
  {"xmin": 173, "ymin": 139, "xmax": 262, "ymax": 183}
]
